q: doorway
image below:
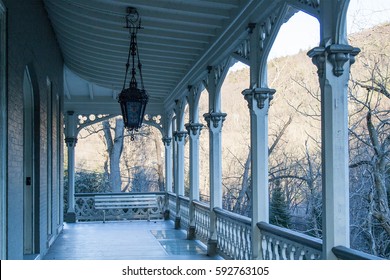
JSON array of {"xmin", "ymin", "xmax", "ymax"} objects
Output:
[{"xmin": 23, "ymin": 67, "xmax": 39, "ymax": 255}]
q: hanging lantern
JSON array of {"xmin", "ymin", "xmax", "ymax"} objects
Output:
[{"xmin": 118, "ymin": 7, "xmax": 148, "ymax": 140}]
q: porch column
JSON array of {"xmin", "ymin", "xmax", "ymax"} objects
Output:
[
  {"xmin": 162, "ymin": 137, "xmax": 173, "ymax": 193},
  {"xmin": 173, "ymin": 98, "xmax": 187, "ymax": 229},
  {"xmin": 162, "ymin": 136, "xmax": 172, "ymax": 220},
  {"xmin": 241, "ymin": 23, "xmax": 275, "ymax": 259},
  {"xmin": 186, "ymin": 85, "xmax": 203, "ymax": 239},
  {"xmin": 203, "ymin": 63, "xmax": 229, "ymax": 256},
  {"xmin": 204, "ymin": 113, "xmax": 226, "ymax": 254},
  {"xmin": 243, "ymin": 88, "xmax": 274, "ymax": 259},
  {"xmin": 185, "ymin": 123, "xmax": 203, "ymax": 239},
  {"xmin": 64, "ymin": 111, "xmax": 78, "ymax": 223},
  {"xmin": 173, "ymin": 131, "xmax": 187, "ymax": 229},
  {"xmin": 308, "ymin": 0, "xmax": 360, "ymax": 260}
]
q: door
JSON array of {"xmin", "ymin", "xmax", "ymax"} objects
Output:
[{"xmin": 23, "ymin": 67, "xmax": 35, "ymax": 255}]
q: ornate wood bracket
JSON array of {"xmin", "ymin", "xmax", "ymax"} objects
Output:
[
  {"xmin": 185, "ymin": 123, "xmax": 204, "ymax": 136},
  {"xmin": 243, "ymin": 87, "xmax": 276, "ymax": 110},
  {"xmin": 308, "ymin": 44, "xmax": 360, "ymax": 78},
  {"xmin": 173, "ymin": 131, "xmax": 187, "ymax": 142},
  {"xmin": 162, "ymin": 137, "xmax": 172, "ymax": 147},
  {"xmin": 203, "ymin": 112, "xmax": 227, "ymax": 129}
]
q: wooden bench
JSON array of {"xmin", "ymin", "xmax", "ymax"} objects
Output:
[{"xmin": 94, "ymin": 194, "xmax": 162, "ymax": 222}]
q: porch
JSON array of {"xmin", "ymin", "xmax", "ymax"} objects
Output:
[{"xmin": 55, "ymin": 192, "xmax": 382, "ymax": 260}]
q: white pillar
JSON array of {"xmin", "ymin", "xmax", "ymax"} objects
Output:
[
  {"xmin": 64, "ymin": 111, "xmax": 78, "ymax": 223},
  {"xmin": 243, "ymin": 88, "xmax": 274, "ymax": 259},
  {"xmin": 241, "ymin": 23, "xmax": 275, "ymax": 259},
  {"xmin": 175, "ymin": 131, "xmax": 186, "ymax": 197},
  {"xmin": 185, "ymin": 123, "xmax": 203, "ymax": 239},
  {"xmin": 204, "ymin": 112, "xmax": 226, "ymax": 255},
  {"xmin": 163, "ymin": 137, "xmax": 173, "ymax": 193},
  {"xmin": 173, "ymin": 131, "xmax": 187, "ymax": 229},
  {"xmin": 308, "ymin": 0, "xmax": 360, "ymax": 260}
]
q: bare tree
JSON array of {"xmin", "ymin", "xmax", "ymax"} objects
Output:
[
  {"xmin": 348, "ymin": 54, "xmax": 390, "ymax": 257},
  {"xmin": 102, "ymin": 118, "xmax": 124, "ymax": 192}
]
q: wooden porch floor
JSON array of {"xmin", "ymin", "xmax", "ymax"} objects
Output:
[{"xmin": 43, "ymin": 220, "xmax": 223, "ymax": 260}]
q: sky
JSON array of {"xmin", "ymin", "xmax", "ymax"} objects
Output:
[
  {"xmin": 270, "ymin": 0, "xmax": 390, "ymax": 59},
  {"xmin": 232, "ymin": 0, "xmax": 390, "ymax": 70}
]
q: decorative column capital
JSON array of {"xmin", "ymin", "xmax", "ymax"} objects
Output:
[
  {"xmin": 307, "ymin": 47, "xmax": 326, "ymax": 78},
  {"xmin": 65, "ymin": 137, "xmax": 77, "ymax": 148},
  {"xmin": 185, "ymin": 123, "xmax": 204, "ymax": 137},
  {"xmin": 308, "ymin": 44, "xmax": 360, "ymax": 78},
  {"xmin": 242, "ymin": 87, "xmax": 276, "ymax": 110},
  {"xmin": 203, "ymin": 112, "xmax": 227, "ymax": 129},
  {"xmin": 162, "ymin": 137, "xmax": 172, "ymax": 147},
  {"xmin": 173, "ymin": 131, "xmax": 187, "ymax": 142}
]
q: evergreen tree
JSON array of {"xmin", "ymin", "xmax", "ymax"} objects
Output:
[{"xmin": 270, "ymin": 181, "xmax": 291, "ymax": 228}]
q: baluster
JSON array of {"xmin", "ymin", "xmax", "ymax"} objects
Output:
[
  {"xmin": 236, "ymin": 222, "xmax": 240, "ymax": 259},
  {"xmin": 298, "ymin": 248, "xmax": 305, "ymax": 260},
  {"xmin": 240, "ymin": 225, "xmax": 245, "ymax": 260},
  {"xmin": 261, "ymin": 235, "xmax": 268, "ymax": 260},
  {"xmin": 274, "ymin": 240, "xmax": 280, "ymax": 260},
  {"xmin": 234, "ymin": 222, "xmax": 239, "ymax": 259},
  {"xmin": 223, "ymin": 219, "xmax": 228, "ymax": 254},
  {"xmin": 281, "ymin": 242, "xmax": 288, "ymax": 260},
  {"xmin": 227, "ymin": 220, "xmax": 232, "ymax": 257},
  {"xmin": 290, "ymin": 245, "xmax": 296, "ymax": 260},
  {"xmin": 220, "ymin": 217, "xmax": 225, "ymax": 253},
  {"xmin": 218, "ymin": 216, "xmax": 223, "ymax": 252},
  {"xmin": 267, "ymin": 237, "xmax": 273, "ymax": 259},
  {"xmin": 239, "ymin": 225, "xmax": 244, "ymax": 260},
  {"xmin": 246, "ymin": 226, "xmax": 251, "ymax": 259}
]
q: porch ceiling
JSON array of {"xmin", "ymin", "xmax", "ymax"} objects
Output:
[{"xmin": 43, "ymin": 0, "xmax": 306, "ymax": 117}]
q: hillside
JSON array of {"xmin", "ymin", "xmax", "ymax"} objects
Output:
[{"xmin": 74, "ymin": 23, "xmax": 390, "ymax": 195}]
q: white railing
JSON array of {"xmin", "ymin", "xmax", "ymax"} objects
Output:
[
  {"xmin": 75, "ymin": 192, "xmax": 382, "ymax": 260},
  {"xmin": 193, "ymin": 200, "xmax": 210, "ymax": 243},
  {"xmin": 257, "ymin": 222, "xmax": 322, "ymax": 260},
  {"xmin": 167, "ymin": 192, "xmax": 177, "ymax": 219},
  {"xmin": 214, "ymin": 207, "xmax": 252, "ymax": 260},
  {"xmin": 178, "ymin": 195, "xmax": 190, "ymax": 230}
]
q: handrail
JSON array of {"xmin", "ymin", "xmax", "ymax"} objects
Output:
[
  {"xmin": 75, "ymin": 191, "xmax": 166, "ymax": 197},
  {"xmin": 193, "ymin": 199, "xmax": 209, "ymax": 210},
  {"xmin": 257, "ymin": 222, "xmax": 322, "ymax": 251},
  {"xmin": 167, "ymin": 191, "xmax": 177, "ymax": 198},
  {"xmin": 214, "ymin": 207, "xmax": 251, "ymax": 225},
  {"xmin": 332, "ymin": 246, "xmax": 384, "ymax": 260},
  {"xmin": 178, "ymin": 195, "xmax": 190, "ymax": 203}
]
